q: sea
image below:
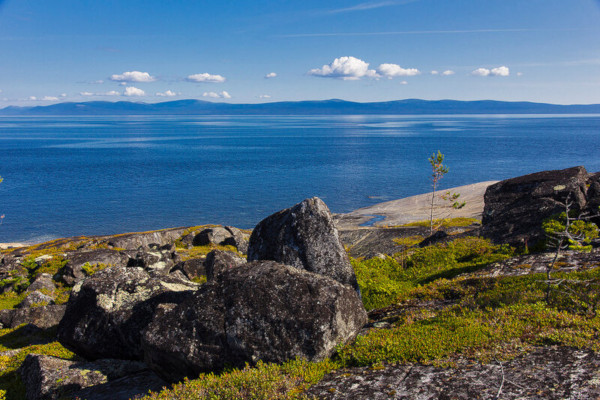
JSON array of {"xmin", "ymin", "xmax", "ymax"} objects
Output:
[{"xmin": 1, "ymin": 114, "xmax": 599, "ymax": 243}]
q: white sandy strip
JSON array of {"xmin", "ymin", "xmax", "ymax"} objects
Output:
[
  {"xmin": 0, "ymin": 243, "xmax": 28, "ymax": 250},
  {"xmin": 337, "ymin": 181, "xmax": 498, "ymax": 229}
]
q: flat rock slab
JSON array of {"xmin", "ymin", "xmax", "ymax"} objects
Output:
[
  {"xmin": 305, "ymin": 346, "xmax": 600, "ymax": 399},
  {"xmin": 335, "ymin": 181, "xmax": 497, "ymax": 229}
]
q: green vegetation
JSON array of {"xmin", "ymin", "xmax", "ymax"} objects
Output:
[
  {"xmin": 142, "ymin": 358, "xmax": 338, "ymax": 400},
  {"xmin": 400, "ymin": 217, "xmax": 478, "ymax": 229},
  {"xmin": 178, "ymin": 244, "xmax": 243, "ymax": 261},
  {"xmin": 353, "ymin": 237, "xmax": 513, "ymax": 310}
]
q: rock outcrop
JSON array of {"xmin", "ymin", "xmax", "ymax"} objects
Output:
[
  {"xmin": 305, "ymin": 346, "xmax": 600, "ymax": 399},
  {"xmin": 58, "ymin": 249, "xmax": 131, "ymax": 285},
  {"xmin": 57, "ymin": 266, "xmax": 198, "ymax": 360},
  {"xmin": 142, "ymin": 261, "xmax": 367, "ymax": 382},
  {"xmin": 0, "ymin": 304, "xmax": 66, "ymax": 329},
  {"xmin": 204, "ymin": 249, "xmax": 245, "ymax": 281},
  {"xmin": 20, "ymin": 354, "xmax": 165, "ymax": 400},
  {"xmin": 248, "ymin": 197, "xmax": 359, "ymax": 291},
  {"xmin": 481, "ymin": 166, "xmax": 598, "ymax": 248}
]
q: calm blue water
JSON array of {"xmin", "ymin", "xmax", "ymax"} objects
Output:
[{"xmin": 1, "ymin": 114, "xmax": 599, "ymax": 243}]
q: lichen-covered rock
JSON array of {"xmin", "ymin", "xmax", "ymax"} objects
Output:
[
  {"xmin": 170, "ymin": 258, "xmax": 206, "ymax": 280},
  {"xmin": 204, "ymin": 250, "xmax": 245, "ymax": 281},
  {"xmin": 57, "ymin": 266, "xmax": 199, "ymax": 360},
  {"xmin": 0, "ymin": 304, "xmax": 66, "ymax": 329},
  {"xmin": 481, "ymin": 166, "xmax": 590, "ymax": 248},
  {"xmin": 16, "ymin": 291, "xmax": 55, "ymax": 309},
  {"xmin": 248, "ymin": 197, "xmax": 359, "ymax": 291},
  {"xmin": 126, "ymin": 248, "xmax": 179, "ymax": 275},
  {"xmin": 59, "ymin": 249, "xmax": 131, "ymax": 285},
  {"xmin": 20, "ymin": 354, "xmax": 163, "ymax": 400},
  {"xmin": 192, "ymin": 227, "xmax": 232, "ymax": 247},
  {"xmin": 26, "ymin": 273, "xmax": 56, "ymax": 293},
  {"xmin": 224, "ymin": 226, "xmax": 250, "ymax": 254},
  {"xmin": 142, "ymin": 261, "xmax": 367, "ymax": 382},
  {"xmin": 305, "ymin": 346, "xmax": 600, "ymax": 399},
  {"xmin": 103, "ymin": 227, "xmax": 187, "ymax": 250}
]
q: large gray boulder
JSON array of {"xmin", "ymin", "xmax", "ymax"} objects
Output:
[
  {"xmin": 248, "ymin": 197, "xmax": 359, "ymax": 291},
  {"xmin": 481, "ymin": 166, "xmax": 595, "ymax": 248},
  {"xmin": 57, "ymin": 266, "xmax": 199, "ymax": 361},
  {"xmin": 142, "ymin": 261, "xmax": 367, "ymax": 382}
]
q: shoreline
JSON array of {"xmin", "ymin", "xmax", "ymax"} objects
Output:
[{"xmin": 1, "ymin": 181, "xmax": 497, "ymax": 249}]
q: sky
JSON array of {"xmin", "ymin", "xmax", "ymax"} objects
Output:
[{"xmin": 1, "ymin": 0, "xmax": 599, "ymax": 106}]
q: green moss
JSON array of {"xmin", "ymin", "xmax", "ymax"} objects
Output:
[{"xmin": 178, "ymin": 244, "xmax": 242, "ymax": 261}]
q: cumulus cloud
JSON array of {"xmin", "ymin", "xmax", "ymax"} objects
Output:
[
  {"xmin": 187, "ymin": 73, "xmax": 226, "ymax": 83},
  {"xmin": 442, "ymin": 70, "xmax": 455, "ymax": 76},
  {"xmin": 471, "ymin": 66, "xmax": 510, "ymax": 77},
  {"xmin": 308, "ymin": 56, "xmax": 378, "ymax": 80},
  {"xmin": 60, "ymin": 93, "xmax": 67, "ymax": 98},
  {"xmin": 80, "ymin": 92, "xmax": 94, "ymax": 96},
  {"xmin": 400, "ymin": 80, "xmax": 408, "ymax": 85},
  {"xmin": 124, "ymin": 86, "xmax": 146, "ymax": 96},
  {"xmin": 377, "ymin": 63, "xmax": 420, "ymax": 78},
  {"xmin": 265, "ymin": 72, "xmax": 277, "ymax": 79},
  {"xmin": 28, "ymin": 96, "xmax": 37, "ymax": 101},
  {"xmin": 203, "ymin": 91, "xmax": 231, "ymax": 99},
  {"xmin": 104, "ymin": 91, "xmax": 120, "ymax": 96},
  {"xmin": 431, "ymin": 70, "xmax": 439, "ymax": 75},
  {"xmin": 42, "ymin": 96, "xmax": 59, "ymax": 101},
  {"xmin": 156, "ymin": 90, "xmax": 178, "ymax": 97},
  {"xmin": 110, "ymin": 71, "xmax": 156, "ymax": 83}
]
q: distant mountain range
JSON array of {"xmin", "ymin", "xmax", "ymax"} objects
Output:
[{"xmin": 2, "ymin": 99, "xmax": 600, "ymax": 115}]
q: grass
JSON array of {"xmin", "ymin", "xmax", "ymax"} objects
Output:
[
  {"xmin": 141, "ymin": 359, "xmax": 338, "ymax": 400},
  {"xmin": 177, "ymin": 244, "xmax": 243, "ymax": 261}
]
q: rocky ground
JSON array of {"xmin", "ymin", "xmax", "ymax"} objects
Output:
[{"xmin": 1, "ymin": 166, "xmax": 600, "ymax": 399}]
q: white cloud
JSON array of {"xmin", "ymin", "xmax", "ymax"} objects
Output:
[
  {"xmin": 431, "ymin": 70, "xmax": 439, "ymax": 75},
  {"xmin": 203, "ymin": 91, "xmax": 231, "ymax": 99},
  {"xmin": 187, "ymin": 73, "xmax": 226, "ymax": 83},
  {"xmin": 259, "ymin": 94, "xmax": 272, "ymax": 99},
  {"xmin": 28, "ymin": 96, "xmax": 37, "ymax": 101},
  {"xmin": 119, "ymin": 82, "xmax": 127, "ymax": 86},
  {"xmin": 110, "ymin": 71, "xmax": 156, "ymax": 83},
  {"xmin": 60, "ymin": 93, "xmax": 67, "ymax": 98},
  {"xmin": 308, "ymin": 56, "xmax": 378, "ymax": 80},
  {"xmin": 42, "ymin": 96, "xmax": 59, "ymax": 101},
  {"xmin": 517, "ymin": 72, "xmax": 523, "ymax": 77},
  {"xmin": 472, "ymin": 66, "xmax": 510, "ymax": 77},
  {"xmin": 400, "ymin": 80, "xmax": 408, "ymax": 85},
  {"xmin": 156, "ymin": 90, "xmax": 178, "ymax": 97},
  {"xmin": 471, "ymin": 68, "xmax": 491, "ymax": 77},
  {"xmin": 80, "ymin": 92, "xmax": 94, "ymax": 96},
  {"xmin": 265, "ymin": 72, "xmax": 277, "ymax": 79},
  {"xmin": 377, "ymin": 63, "xmax": 420, "ymax": 79},
  {"xmin": 104, "ymin": 91, "xmax": 120, "ymax": 96},
  {"xmin": 91, "ymin": 80, "xmax": 104, "ymax": 84},
  {"xmin": 442, "ymin": 70, "xmax": 455, "ymax": 76},
  {"xmin": 123, "ymin": 86, "xmax": 146, "ymax": 96},
  {"xmin": 491, "ymin": 66, "xmax": 510, "ymax": 76}
]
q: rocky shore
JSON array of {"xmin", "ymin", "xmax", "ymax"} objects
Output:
[{"xmin": 1, "ymin": 166, "xmax": 600, "ymax": 399}]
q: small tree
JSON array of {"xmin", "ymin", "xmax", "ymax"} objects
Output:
[
  {"xmin": 0, "ymin": 176, "xmax": 3, "ymax": 225},
  {"xmin": 542, "ymin": 193, "xmax": 600, "ymax": 313},
  {"xmin": 428, "ymin": 151, "xmax": 448, "ymax": 235}
]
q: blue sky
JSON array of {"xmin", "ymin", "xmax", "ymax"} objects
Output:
[{"xmin": 1, "ymin": 0, "xmax": 599, "ymax": 106}]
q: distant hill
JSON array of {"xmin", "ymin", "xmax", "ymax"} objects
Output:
[{"xmin": 2, "ymin": 99, "xmax": 600, "ymax": 115}]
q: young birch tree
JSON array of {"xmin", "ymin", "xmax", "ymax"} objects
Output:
[{"xmin": 428, "ymin": 151, "xmax": 449, "ymax": 235}]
